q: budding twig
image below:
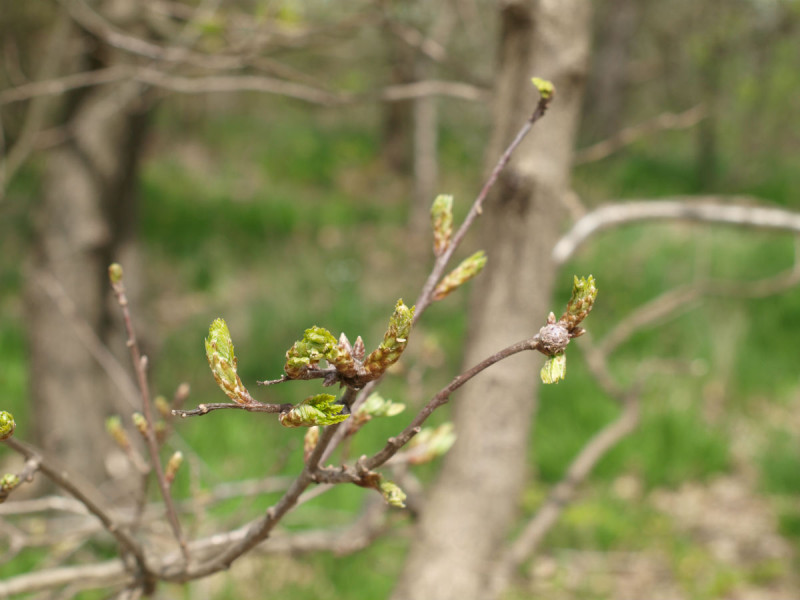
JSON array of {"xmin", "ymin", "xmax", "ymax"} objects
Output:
[{"xmin": 108, "ymin": 264, "xmax": 188, "ymax": 561}]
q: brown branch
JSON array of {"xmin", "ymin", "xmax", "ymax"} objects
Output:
[
  {"xmin": 362, "ymin": 336, "xmax": 541, "ymax": 471},
  {"xmin": 489, "ymin": 339, "xmax": 640, "ymax": 597},
  {"xmin": 553, "ymin": 197, "xmax": 800, "ymax": 265},
  {"xmin": 1, "ymin": 438, "xmax": 148, "ymax": 576},
  {"xmin": 0, "ymin": 65, "xmax": 133, "ymax": 105},
  {"xmin": 600, "ymin": 250, "xmax": 800, "ymax": 355},
  {"xmin": 110, "ymin": 275, "xmax": 187, "ymax": 560},
  {"xmin": 414, "ymin": 90, "xmax": 555, "ymax": 321},
  {"xmin": 0, "ymin": 497, "xmax": 386, "ymax": 597},
  {"xmin": 172, "ymin": 401, "xmax": 291, "ymax": 418},
  {"xmin": 572, "ymin": 104, "xmax": 706, "ymax": 165}
]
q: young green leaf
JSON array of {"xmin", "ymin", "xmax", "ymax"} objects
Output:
[
  {"xmin": 284, "ymin": 326, "xmax": 339, "ymax": 378},
  {"xmin": 560, "ymin": 275, "xmax": 598, "ymax": 331},
  {"xmin": 379, "ymin": 479, "xmax": 407, "ymax": 508},
  {"xmin": 364, "ymin": 300, "xmax": 415, "ymax": 377},
  {"xmin": 206, "ymin": 318, "xmax": 252, "ymax": 404},
  {"xmin": 540, "ymin": 352, "xmax": 567, "ymax": 384},
  {"xmin": 279, "ymin": 394, "xmax": 350, "ymax": 428},
  {"xmin": 531, "ymin": 77, "xmax": 555, "ymax": 100},
  {"xmin": 407, "ymin": 422, "xmax": 457, "ymax": 465},
  {"xmin": 433, "ymin": 250, "xmax": 487, "ymax": 301}
]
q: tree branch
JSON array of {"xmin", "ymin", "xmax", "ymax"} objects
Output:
[
  {"xmin": 553, "ymin": 197, "xmax": 800, "ymax": 265},
  {"xmin": 572, "ymin": 104, "xmax": 706, "ymax": 165},
  {"xmin": 110, "ymin": 274, "xmax": 187, "ymax": 560},
  {"xmin": 1, "ymin": 438, "xmax": 149, "ymax": 576}
]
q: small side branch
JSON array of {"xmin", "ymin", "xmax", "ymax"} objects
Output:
[
  {"xmin": 573, "ymin": 104, "xmax": 706, "ymax": 165},
  {"xmin": 173, "ymin": 402, "xmax": 291, "ymax": 418},
  {"xmin": 2, "ymin": 438, "xmax": 148, "ymax": 575},
  {"xmin": 414, "ymin": 90, "xmax": 554, "ymax": 320},
  {"xmin": 110, "ymin": 273, "xmax": 187, "ymax": 560}
]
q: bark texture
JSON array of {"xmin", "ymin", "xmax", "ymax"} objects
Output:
[
  {"xmin": 25, "ymin": 23, "xmax": 148, "ymax": 484},
  {"xmin": 391, "ymin": 2, "xmax": 591, "ymax": 599}
]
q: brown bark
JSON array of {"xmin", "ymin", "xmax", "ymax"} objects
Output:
[
  {"xmin": 391, "ymin": 2, "xmax": 591, "ymax": 599},
  {"xmin": 24, "ymin": 21, "xmax": 149, "ymax": 484}
]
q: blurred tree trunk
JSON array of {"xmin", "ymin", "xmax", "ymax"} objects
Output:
[
  {"xmin": 381, "ymin": 28, "xmax": 416, "ymax": 175},
  {"xmin": 24, "ymin": 18, "xmax": 149, "ymax": 484},
  {"xmin": 585, "ymin": 0, "xmax": 638, "ymax": 139},
  {"xmin": 391, "ymin": 2, "xmax": 591, "ymax": 599}
]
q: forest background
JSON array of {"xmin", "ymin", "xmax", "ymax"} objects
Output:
[{"xmin": 1, "ymin": 0, "xmax": 800, "ymax": 598}]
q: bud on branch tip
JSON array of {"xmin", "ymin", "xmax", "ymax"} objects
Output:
[
  {"xmin": 531, "ymin": 77, "xmax": 555, "ymax": 101},
  {"xmin": 433, "ymin": 251, "xmax": 487, "ymax": 301},
  {"xmin": 431, "ymin": 194, "xmax": 454, "ymax": 257},
  {"xmin": 364, "ymin": 300, "xmax": 415, "ymax": 377},
  {"xmin": 108, "ymin": 263, "xmax": 123, "ymax": 284},
  {"xmin": 206, "ymin": 318, "xmax": 252, "ymax": 404}
]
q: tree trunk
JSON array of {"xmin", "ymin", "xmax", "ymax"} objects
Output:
[
  {"xmin": 25, "ymin": 56, "xmax": 148, "ymax": 486},
  {"xmin": 391, "ymin": 2, "xmax": 591, "ymax": 599}
]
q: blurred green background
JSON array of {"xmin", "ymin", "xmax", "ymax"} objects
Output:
[{"xmin": 1, "ymin": 1, "xmax": 800, "ymax": 598}]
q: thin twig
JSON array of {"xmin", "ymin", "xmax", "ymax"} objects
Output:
[
  {"xmin": 1, "ymin": 438, "xmax": 149, "ymax": 576},
  {"xmin": 172, "ymin": 402, "xmax": 291, "ymax": 418},
  {"xmin": 572, "ymin": 104, "xmax": 706, "ymax": 165},
  {"xmin": 413, "ymin": 90, "xmax": 554, "ymax": 320},
  {"xmin": 110, "ymin": 276, "xmax": 188, "ymax": 561}
]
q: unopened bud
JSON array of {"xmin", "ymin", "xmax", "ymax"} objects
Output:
[
  {"xmin": 0, "ymin": 411, "xmax": 16, "ymax": 441},
  {"xmin": 165, "ymin": 451, "xmax": 183, "ymax": 485},
  {"xmin": 108, "ymin": 263, "xmax": 124, "ymax": 284}
]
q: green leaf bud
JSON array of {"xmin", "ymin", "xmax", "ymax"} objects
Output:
[
  {"xmin": 284, "ymin": 326, "xmax": 339, "ymax": 378},
  {"xmin": 165, "ymin": 451, "xmax": 183, "ymax": 485},
  {"xmin": 279, "ymin": 394, "xmax": 350, "ymax": 428},
  {"xmin": 560, "ymin": 275, "xmax": 598, "ymax": 331},
  {"xmin": 531, "ymin": 77, "xmax": 555, "ymax": 101},
  {"xmin": 108, "ymin": 263, "xmax": 124, "ymax": 284},
  {"xmin": 349, "ymin": 392, "xmax": 407, "ymax": 435},
  {"xmin": 358, "ymin": 392, "xmax": 406, "ymax": 419},
  {"xmin": 431, "ymin": 194, "xmax": 454, "ymax": 256},
  {"xmin": 1, "ymin": 473, "xmax": 20, "ymax": 501},
  {"xmin": 407, "ymin": 422, "xmax": 456, "ymax": 465},
  {"xmin": 433, "ymin": 251, "xmax": 487, "ymax": 301},
  {"xmin": 132, "ymin": 412, "xmax": 148, "ymax": 437},
  {"xmin": 379, "ymin": 479, "xmax": 407, "ymax": 508},
  {"xmin": 206, "ymin": 318, "xmax": 251, "ymax": 404},
  {"xmin": 364, "ymin": 300, "xmax": 415, "ymax": 377},
  {"xmin": 154, "ymin": 395, "xmax": 171, "ymax": 419},
  {"xmin": 0, "ymin": 411, "xmax": 16, "ymax": 441},
  {"xmin": 105, "ymin": 416, "xmax": 130, "ymax": 449},
  {"xmin": 303, "ymin": 426, "xmax": 320, "ymax": 461},
  {"xmin": 540, "ymin": 352, "xmax": 567, "ymax": 384}
]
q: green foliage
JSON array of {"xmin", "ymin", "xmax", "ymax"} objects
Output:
[
  {"xmin": 758, "ymin": 430, "xmax": 800, "ymax": 495},
  {"xmin": 279, "ymin": 394, "xmax": 349, "ymax": 428}
]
